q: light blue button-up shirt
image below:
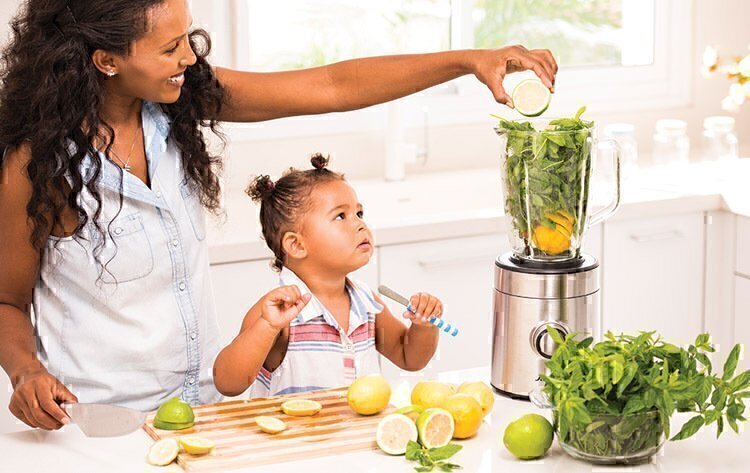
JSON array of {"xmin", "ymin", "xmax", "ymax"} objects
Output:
[{"xmin": 34, "ymin": 102, "xmax": 222, "ymax": 410}]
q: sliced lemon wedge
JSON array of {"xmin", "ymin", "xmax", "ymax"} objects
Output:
[
  {"xmin": 178, "ymin": 435, "xmax": 215, "ymax": 455},
  {"xmin": 281, "ymin": 399, "xmax": 322, "ymax": 417},
  {"xmin": 147, "ymin": 438, "xmax": 179, "ymax": 466},
  {"xmin": 255, "ymin": 415, "xmax": 287, "ymax": 434}
]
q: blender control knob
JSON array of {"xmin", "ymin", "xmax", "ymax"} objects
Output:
[{"xmin": 530, "ymin": 321, "xmax": 570, "ymax": 360}]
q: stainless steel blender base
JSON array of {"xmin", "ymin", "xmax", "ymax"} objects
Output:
[{"xmin": 490, "ymin": 252, "xmax": 601, "ymax": 399}]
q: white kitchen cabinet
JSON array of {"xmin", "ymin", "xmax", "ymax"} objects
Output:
[
  {"xmin": 378, "ymin": 234, "xmax": 509, "ymax": 381},
  {"xmin": 736, "ymin": 216, "xmax": 750, "ymax": 277},
  {"xmin": 602, "ymin": 212, "xmax": 705, "ymax": 346},
  {"xmin": 734, "ymin": 276, "xmax": 750, "ymax": 372}
]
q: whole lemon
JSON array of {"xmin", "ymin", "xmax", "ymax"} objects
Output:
[
  {"xmin": 457, "ymin": 381, "xmax": 495, "ymax": 417},
  {"xmin": 440, "ymin": 393, "xmax": 483, "ymax": 439},
  {"xmin": 503, "ymin": 414, "xmax": 554, "ymax": 460},
  {"xmin": 347, "ymin": 374, "xmax": 391, "ymax": 415},
  {"xmin": 411, "ymin": 381, "xmax": 454, "ymax": 409}
]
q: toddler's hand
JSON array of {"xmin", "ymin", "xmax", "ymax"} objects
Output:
[
  {"xmin": 403, "ymin": 292, "xmax": 443, "ymax": 327},
  {"xmin": 260, "ymin": 285, "xmax": 312, "ymax": 331}
]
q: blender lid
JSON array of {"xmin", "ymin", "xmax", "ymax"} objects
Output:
[{"xmin": 496, "ymin": 253, "xmax": 598, "ymax": 275}]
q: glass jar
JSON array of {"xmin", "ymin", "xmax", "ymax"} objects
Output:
[
  {"xmin": 604, "ymin": 123, "xmax": 638, "ymax": 178},
  {"xmin": 652, "ymin": 119, "xmax": 690, "ymax": 165},
  {"xmin": 702, "ymin": 116, "xmax": 739, "ymax": 162}
]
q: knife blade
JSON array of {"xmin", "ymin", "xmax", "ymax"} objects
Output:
[{"xmin": 62, "ymin": 402, "xmax": 147, "ymax": 437}]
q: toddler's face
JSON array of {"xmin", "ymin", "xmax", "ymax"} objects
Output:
[{"xmin": 299, "ymin": 180, "xmax": 374, "ymax": 274}]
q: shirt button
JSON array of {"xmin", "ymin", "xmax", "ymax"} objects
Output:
[
  {"xmin": 179, "ymin": 282, "xmax": 186, "ymax": 291},
  {"xmin": 155, "ymin": 191, "xmax": 162, "ymax": 198},
  {"xmin": 190, "ymin": 331, "xmax": 197, "ymax": 340},
  {"xmin": 188, "ymin": 377, "xmax": 196, "ymax": 385},
  {"xmin": 172, "ymin": 239, "xmax": 179, "ymax": 247},
  {"xmin": 114, "ymin": 227, "xmax": 123, "ymax": 235}
]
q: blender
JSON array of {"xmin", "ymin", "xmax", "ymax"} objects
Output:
[{"xmin": 490, "ymin": 116, "xmax": 621, "ymax": 399}]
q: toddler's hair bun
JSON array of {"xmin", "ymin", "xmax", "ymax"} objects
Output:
[
  {"xmin": 246, "ymin": 174, "xmax": 276, "ymax": 202},
  {"xmin": 310, "ymin": 153, "xmax": 330, "ymax": 171}
]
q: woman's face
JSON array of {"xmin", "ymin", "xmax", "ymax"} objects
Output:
[{"xmin": 107, "ymin": 0, "xmax": 197, "ymax": 104}]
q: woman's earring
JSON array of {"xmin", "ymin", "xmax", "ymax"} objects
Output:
[{"xmin": 107, "ymin": 70, "xmax": 117, "ymax": 77}]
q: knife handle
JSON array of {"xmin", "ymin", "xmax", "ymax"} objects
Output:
[{"xmin": 377, "ymin": 285, "xmax": 458, "ymax": 337}]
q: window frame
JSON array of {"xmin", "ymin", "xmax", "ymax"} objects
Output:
[{"xmin": 219, "ymin": 0, "xmax": 693, "ymax": 141}]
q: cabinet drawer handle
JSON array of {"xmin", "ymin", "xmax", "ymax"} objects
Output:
[
  {"xmin": 418, "ymin": 253, "xmax": 494, "ymax": 269},
  {"xmin": 630, "ymin": 230, "xmax": 683, "ymax": 243}
]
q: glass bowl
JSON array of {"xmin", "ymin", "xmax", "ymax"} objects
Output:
[{"xmin": 555, "ymin": 409, "xmax": 665, "ymax": 465}]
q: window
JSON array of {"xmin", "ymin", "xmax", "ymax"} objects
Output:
[
  {"xmin": 224, "ymin": 0, "xmax": 691, "ymax": 139},
  {"xmin": 242, "ymin": 1, "xmax": 451, "ymax": 71}
]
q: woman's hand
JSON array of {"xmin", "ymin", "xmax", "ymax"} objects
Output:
[
  {"xmin": 9, "ymin": 366, "xmax": 77, "ymax": 430},
  {"xmin": 403, "ymin": 292, "xmax": 443, "ymax": 328},
  {"xmin": 259, "ymin": 285, "xmax": 312, "ymax": 331},
  {"xmin": 469, "ymin": 45, "xmax": 558, "ymax": 107}
]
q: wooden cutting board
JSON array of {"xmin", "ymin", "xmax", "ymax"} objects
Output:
[{"xmin": 143, "ymin": 387, "xmax": 395, "ymax": 471}]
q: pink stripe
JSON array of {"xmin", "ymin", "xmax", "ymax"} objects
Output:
[
  {"xmin": 291, "ymin": 333, "xmax": 342, "ymax": 343},
  {"xmin": 350, "ymin": 322, "xmax": 375, "ymax": 343}
]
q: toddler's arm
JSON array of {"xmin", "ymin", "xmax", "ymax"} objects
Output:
[
  {"xmin": 213, "ymin": 286, "xmax": 311, "ymax": 396},
  {"xmin": 375, "ymin": 292, "xmax": 442, "ymax": 371}
]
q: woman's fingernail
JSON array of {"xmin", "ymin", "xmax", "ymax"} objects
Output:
[{"xmin": 61, "ymin": 417, "xmax": 70, "ymax": 425}]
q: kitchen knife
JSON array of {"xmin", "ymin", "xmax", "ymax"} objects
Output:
[
  {"xmin": 62, "ymin": 402, "xmax": 147, "ymax": 437},
  {"xmin": 378, "ymin": 285, "xmax": 459, "ymax": 336}
]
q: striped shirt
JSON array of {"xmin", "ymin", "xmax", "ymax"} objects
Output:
[{"xmin": 249, "ymin": 268, "xmax": 384, "ymax": 397}]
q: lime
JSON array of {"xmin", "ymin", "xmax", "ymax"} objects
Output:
[
  {"xmin": 155, "ymin": 397, "xmax": 195, "ymax": 425},
  {"xmin": 395, "ymin": 405, "xmax": 424, "ymax": 422},
  {"xmin": 153, "ymin": 418, "xmax": 195, "ymax": 431},
  {"xmin": 503, "ymin": 414, "xmax": 554, "ymax": 460},
  {"xmin": 281, "ymin": 399, "xmax": 322, "ymax": 416},
  {"xmin": 178, "ymin": 436, "xmax": 215, "ymax": 455},
  {"xmin": 376, "ymin": 413, "xmax": 418, "ymax": 455},
  {"xmin": 512, "ymin": 78, "xmax": 551, "ymax": 117},
  {"xmin": 255, "ymin": 416, "xmax": 287, "ymax": 434},
  {"xmin": 347, "ymin": 375, "xmax": 391, "ymax": 415},
  {"xmin": 147, "ymin": 438, "xmax": 179, "ymax": 466},
  {"xmin": 416, "ymin": 408, "xmax": 454, "ymax": 449}
]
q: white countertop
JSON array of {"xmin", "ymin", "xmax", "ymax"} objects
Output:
[
  {"xmin": 207, "ymin": 159, "xmax": 750, "ymax": 264},
  {"xmin": 3, "ymin": 367, "xmax": 749, "ymax": 473}
]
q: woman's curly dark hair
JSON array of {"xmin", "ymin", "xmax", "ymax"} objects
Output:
[
  {"xmin": 0, "ymin": 0, "xmax": 225, "ymax": 257},
  {"xmin": 247, "ymin": 153, "xmax": 344, "ymax": 271}
]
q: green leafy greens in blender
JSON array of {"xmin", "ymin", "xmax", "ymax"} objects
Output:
[
  {"xmin": 493, "ymin": 106, "xmax": 594, "ymax": 258},
  {"xmin": 540, "ymin": 329, "xmax": 750, "ymax": 459}
]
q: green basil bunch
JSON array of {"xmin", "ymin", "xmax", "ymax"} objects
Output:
[{"xmin": 540, "ymin": 329, "xmax": 750, "ymax": 458}]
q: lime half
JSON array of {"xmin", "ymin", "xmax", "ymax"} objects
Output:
[
  {"xmin": 376, "ymin": 413, "xmax": 418, "ymax": 455},
  {"xmin": 512, "ymin": 78, "xmax": 551, "ymax": 117},
  {"xmin": 416, "ymin": 408, "xmax": 455, "ymax": 449}
]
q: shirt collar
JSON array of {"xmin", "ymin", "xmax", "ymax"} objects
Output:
[{"xmin": 278, "ymin": 267, "xmax": 382, "ymax": 327}]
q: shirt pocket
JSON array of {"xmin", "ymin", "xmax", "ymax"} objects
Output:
[
  {"xmin": 180, "ymin": 179, "xmax": 207, "ymax": 241},
  {"xmin": 90, "ymin": 213, "xmax": 154, "ymax": 284}
]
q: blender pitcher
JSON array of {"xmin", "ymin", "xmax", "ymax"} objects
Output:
[{"xmin": 495, "ymin": 119, "xmax": 621, "ymax": 264}]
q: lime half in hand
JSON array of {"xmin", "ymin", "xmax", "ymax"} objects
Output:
[{"xmin": 512, "ymin": 78, "xmax": 551, "ymax": 117}]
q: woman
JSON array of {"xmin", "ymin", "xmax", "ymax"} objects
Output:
[{"xmin": 0, "ymin": 0, "xmax": 557, "ymax": 430}]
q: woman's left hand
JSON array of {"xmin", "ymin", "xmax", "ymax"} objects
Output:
[
  {"xmin": 469, "ymin": 45, "xmax": 558, "ymax": 107},
  {"xmin": 404, "ymin": 292, "xmax": 443, "ymax": 327}
]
